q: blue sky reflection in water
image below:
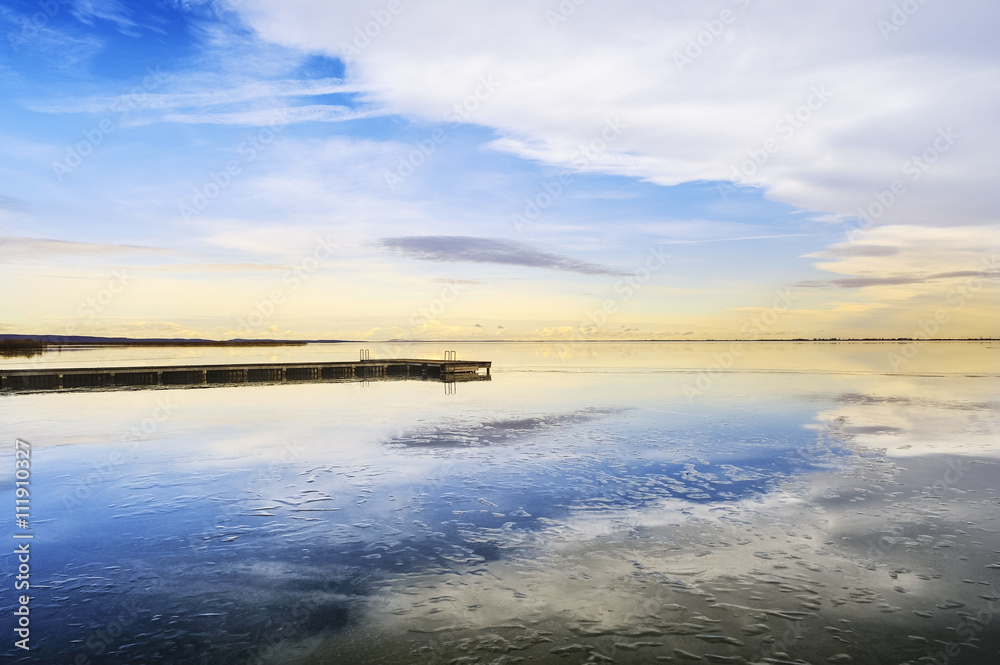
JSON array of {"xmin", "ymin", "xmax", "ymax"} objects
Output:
[{"xmin": 1, "ymin": 342, "xmax": 999, "ymax": 664}]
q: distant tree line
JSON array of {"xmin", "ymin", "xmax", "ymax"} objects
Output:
[{"xmin": 0, "ymin": 338, "xmax": 47, "ymax": 355}]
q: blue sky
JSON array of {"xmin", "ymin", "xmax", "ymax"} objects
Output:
[{"xmin": 1, "ymin": 0, "xmax": 997, "ymax": 340}]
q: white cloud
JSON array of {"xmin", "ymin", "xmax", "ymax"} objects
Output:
[
  {"xmin": 232, "ymin": 0, "xmax": 1000, "ymax": 227},
  {"xmin": 805, "ymin": 225, "xmax": 1000, "ymax": 285}
]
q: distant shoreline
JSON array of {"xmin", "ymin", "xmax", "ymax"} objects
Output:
[
  {"xmin": 0, "ymin": 335, "xmax": 334, "ymax": 347},
  {"xmin": 382, "ymin": 337, "xmax": 998, "ymax": 343},
  {"xmin": 47, "ymin": 340, "xmax": 311, "ymax": 346},
  {"xmin": 0, "ymin": 336, "xmax": 318, "ymax": 357},
  {"xmin": 1, "ymin": 334, "xmax": 995, "ymax": 350}
]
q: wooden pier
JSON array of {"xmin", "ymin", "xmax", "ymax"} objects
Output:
[{"xmin": 0, "ymin": 358, "xmax": 491, "ymax": 393}]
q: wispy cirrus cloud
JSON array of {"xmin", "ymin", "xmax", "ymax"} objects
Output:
[
  {"xmin": 0, "ymin": 236, "xmax": 165, "ymax": 260},
  {"xmin": 154, "ymin": 104, "xmax": 380, "ymax": 127},
  {"xmin": 28, "ymin": 77, "xmax": 362, "ymax": 115},
  {"xmin": 0, "ymin": 196, "xmax": 26, "ymax": 216},
  {"xmin": 0, "ymin": 235, "xmax": 327, "ymax": 274},
  {"xmin": 379, "ymin": 236, "xmax": 627, "ymax": 276},
  {"xmin": 27, "ymin": 73, "xmax": 377, "ymax": 129},
  {"xmin": 0, "ymin": 6, "xmax": 103, "ymax": 69},
  {"xmin": 71, "ymin": 0, "xmax": 138, "ymax": 34},
  {"xmin": 655, "ymin": 233, "xmax": 810, "ymax": 245}
]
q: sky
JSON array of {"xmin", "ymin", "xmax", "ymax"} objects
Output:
[{"xmin": 0, "ymin": 0, "xmax": 997, "ymax": 341}]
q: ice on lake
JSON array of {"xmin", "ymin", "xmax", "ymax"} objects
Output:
[{"xmin": 2, "ymin": 341, "xmax": 998, "ymax": 664}]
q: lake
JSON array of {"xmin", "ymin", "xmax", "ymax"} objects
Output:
[{"xmin": 2, "ymin": 341, "xmax": 998, "ymax": 664}]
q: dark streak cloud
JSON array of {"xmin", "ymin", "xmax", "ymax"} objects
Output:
[
  {"xmin": 796, "ymin": 270, "xmax": 997, "ymax": 289},
  {"xmin": 378, "ymin": 236, "xmax": 626, "ymax": 276},
  {"xmin": 811, "ymin": 244, "xmax": 900, "ymax": 258}
]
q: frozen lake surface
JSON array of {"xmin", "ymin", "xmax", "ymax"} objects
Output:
[{"xmin": 2, "ymin": 341, "xmax": 998, "ymax": 664}]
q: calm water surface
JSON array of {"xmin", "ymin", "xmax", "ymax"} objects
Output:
[{"xmin": 1, "ymin": 341, "xmax": 998, "ymax": 664}]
